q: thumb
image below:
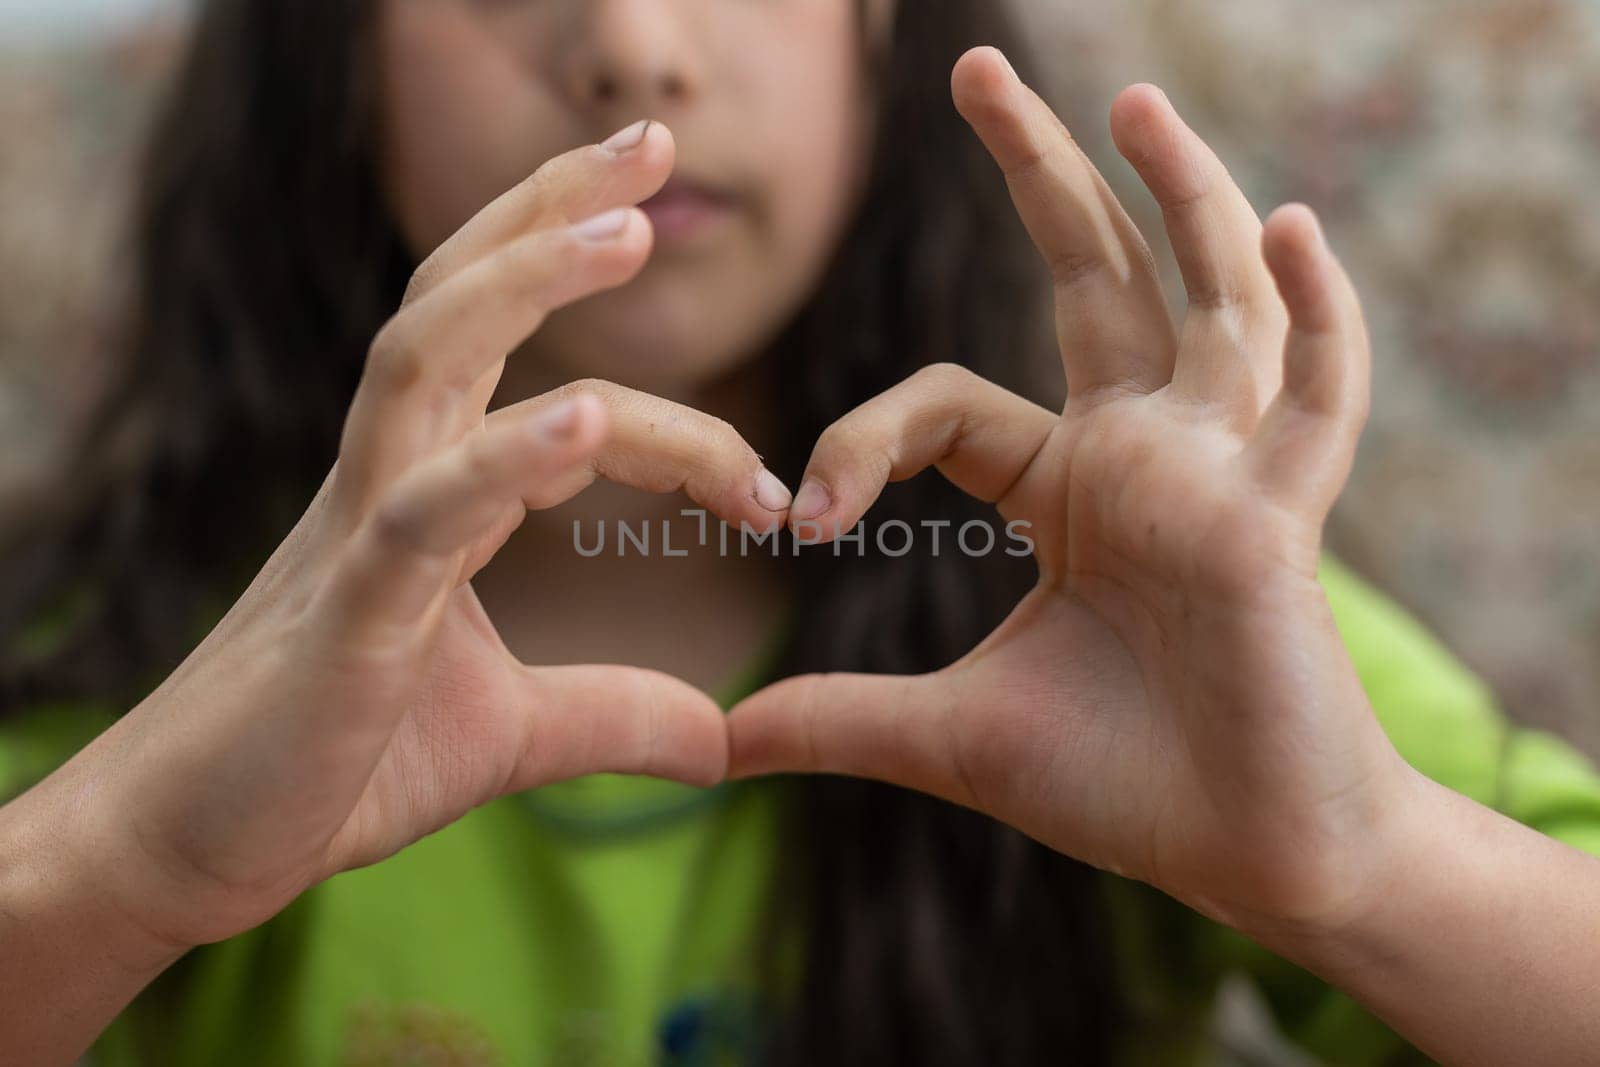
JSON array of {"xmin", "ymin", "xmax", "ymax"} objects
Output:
[
  {"xmin": 509, "ymin": 664, "xmax": 730, "ymax": 790},
  {"xmin": 727, "ymin": 670, "xmax": 983, "ymax": 809}
]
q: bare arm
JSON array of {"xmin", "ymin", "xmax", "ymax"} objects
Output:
[
  {"xmin": 0, "ymin": 767, "xmax": 187, "ymax": 1064},
  {"xmin": 727, "ymin": 46, "xmax": 1600, "ymax": 1064},
  {"xmin": 1, "ymin": 117, "xmax": 787, "ymax": 1064},
  {"xmin": 1256, "ymin": 768, "xmax": 1600, "ymax": 1066}
]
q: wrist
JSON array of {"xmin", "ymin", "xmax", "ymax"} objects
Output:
[
  {"xmin": 0, "ymin": 771, "xmax": 186, "ymax": 1064},
  {"xmin": 1225, "ymin": 761, "xmax": 1600, "ymax": 1067},
  {"xmin": 1237, "ymin": 763, "xmax": 1460, "ymax": 973}
]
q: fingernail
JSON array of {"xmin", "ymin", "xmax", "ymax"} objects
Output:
[
  {"xmin": 789, "ymin": 480, "xmax": 830, "ymax": 522},
  {"xmin": 601, "ymin": 118, "xmax": 652, "ymax": 155},
  {"xmin": 754, "ymin": 468, "xmax": 792, "ymax": 512},
  {"xmin": 570, "ymin": 207, "xmax": 631, "ymax": 241},
  {"xmin": 528, "ymin": 398, "xmax": 579, "ymax": 440}
]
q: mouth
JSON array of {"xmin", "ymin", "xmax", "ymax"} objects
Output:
[{"xmin": 639, "ymin": 176, "xmax": 739, "ymax": 244}]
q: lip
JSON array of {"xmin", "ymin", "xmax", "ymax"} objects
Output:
[{"xmin": 639, "ymin": 176, "xmax": 738, "ymax": 244}]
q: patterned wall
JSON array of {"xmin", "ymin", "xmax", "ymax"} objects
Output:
[
  {"xmin": 1020, "ymin": 0, "xmax": 1600, "ymax": 757},
  {"xmin": 2, "ymin": 2, "xmax": 1598, "ymax": 757}
]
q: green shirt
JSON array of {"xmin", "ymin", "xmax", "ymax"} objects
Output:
[{"xmin": 6, "ymin": 555, "xmax": 1600, "ymax": 1066}]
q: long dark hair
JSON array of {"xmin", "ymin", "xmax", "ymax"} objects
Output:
[{"xmin": 0, "ymin": 0, "xmax": 1123, "ymax": 1061}]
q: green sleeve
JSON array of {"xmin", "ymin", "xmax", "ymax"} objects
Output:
[{"xmin": 1202, "ymin": 554, "xmax": 1600, "ymax": 1065}]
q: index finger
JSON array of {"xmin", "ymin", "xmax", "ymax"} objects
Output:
[
  {"xmin": 401, "ymin": 120, "xmax": 677, "ymax": 453},
  {"xmin": 402, "ymin": 118, "xmax": 674, "ymax": 305},
  {"xmin": 327, "ymin": 384, "xmax": 795, "ymax": 647},
  {"xmin": 782, "ymin": 362, "xmax": 1058, "ymax": 540}
]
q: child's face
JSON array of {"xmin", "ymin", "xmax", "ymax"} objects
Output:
[{"xmin": 377, "ymin": 0, "xmax": 888, "ymax": 396}]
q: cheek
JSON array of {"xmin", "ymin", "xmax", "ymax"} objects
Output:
[
  {"xmin": 746, "ymin": 18, "xmax": 872, "ymax": 282},
  {"xmin": 762, "ymin": 94, "xmax": 866, "ymax": 276},
  {"xmin": 375, "ymin": 4, "xmax": 563, "ymax": 258},
  {"xmin": 706, "ymin": 8, "xmax": 872, "ymax": 356},
  {"xmin": 370, "ymin": 0, "xmax": 875, "ymax": 392}
]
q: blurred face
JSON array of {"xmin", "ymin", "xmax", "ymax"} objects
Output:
[{"xmin": 376, "ymin": 0, "xmax": 889, "ymax": 397}]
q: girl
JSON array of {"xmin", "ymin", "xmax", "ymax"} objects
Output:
[{"xmin": 4, "ymin": 2, "xmax": 1600, "ymax": 1065}]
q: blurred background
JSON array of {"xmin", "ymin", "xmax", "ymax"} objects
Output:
[
  {"xmin": 1, "ymin": 2, "xmax": 1595, "ymax": 1064},
  {"xmin": 1, "ymin": 1, "xmax": 1597, "ymax": 747},
  {"xmin": 1022, "ymin": 0, "xmax": 1600, "ymax": 763}
]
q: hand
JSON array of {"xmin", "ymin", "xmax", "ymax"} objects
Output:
[
  {"xmin": 728, "ymin": 48, "xmax": 1414, "ymax": 939},
  {"xmin": 22, "ymin": 120, "xmax": 792, "ymax": 957}
]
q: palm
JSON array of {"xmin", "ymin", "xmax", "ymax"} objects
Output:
[
  {"xmin": 327, "ymin": 583, "xmax": 539, "ymax": 869},
  {"xmin": 131, "ymin": 454, "xmax": 722, "ymax": 948},
  {"xmin": 329, "ymin": 572, "xmax": 701, "ymax": 873},
  {"xmin": 950, "ymin": 390, "xmax": 1380, "ymax": 922},
  {"xmin": 730, "ymin": 54, "xmax": 1405, "ymax": 930},
  {"xmin": 96, "ymin": 117, "xmax": 789, "ymax": 958}
]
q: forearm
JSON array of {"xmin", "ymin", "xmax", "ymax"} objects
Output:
[
  {"xmin": 0, "ymin": 777, "xmax": 186, "ymax": 1065},
  {"xmin": 1258, "ymin": 767, "xmax": 1600, "ymax": 1066}
]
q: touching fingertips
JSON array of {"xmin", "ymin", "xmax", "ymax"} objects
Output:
[
  {"xmin": 789, "ymin": 479, "xmax": 831, "ymax": 523},
  {"xmin": 754, "ymin": 467, "xmax": 793, "ymax": 513}
]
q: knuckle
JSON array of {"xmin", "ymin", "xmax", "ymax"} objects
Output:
[
  {"xmin": 403, "ymin": 258, "xmax": 442, "ymax": 304},
  {"xmin": 517, "ymin": 157, "xmax": 561, "ymax": 201},
  {"xmin": 912, "ymin": 361, "xmax": 975, "ymax": 393},
  {"xmin": 1046, "ymin": 247, "xmax": 1106, "ymax": 290},
  {"xmin": 366, "ymin": 320, "xmax": 425, "ymax": 393},
  {"xmin": 557, "ymin": 377, "xmax": 621, "ymax": 406},
  {"xmin": 1002, "ymin": 134, "xmax": 1055, "ymax": 186},
  {"xmin": 699, "ymin": 412, "xmax": 750, "ymax": 457},
  {"xmin": 366, "ymin": 493, "xmax": 429, "ymax": 558},
  {"xmin": 698, "ymin": 462, "xmax": 749, "ymax": 508},
  {"xmin": 459, "ymin": 432, "xmax": 504, "ymax": 485},
  {"xmin": 1155, "ymin": 177, "xmax": 1213, "ymax": 215},
  {"xmin": 1186, "ymin": 284, "xmax": 1251, "ymax": 312},
  {"xmin": 674, "ymin": 414, "xmax": 752, "ymax": 499},
  {"xmin": 813, "ymin": 415, "xmax": 871, "ymax": 467}
]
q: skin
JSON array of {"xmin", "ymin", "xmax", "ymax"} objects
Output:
[
  {"xmin": 729, "ymin": 56, "xmax": 1393, "ymax": 937},
  {"xmin": 729, "ymin": 50, "xmax": 1600, "ymax": 1065},
  {"xmin": 372, "ymin": 0, "xmax": 893, "ymax": 694},
  {"xmin": 378, "ymin": 0, "xmax": 881, "ymax": 396},
  {"xmin": 2, "ymin": 9, "xmax": 1598, "ymax": 1067}
]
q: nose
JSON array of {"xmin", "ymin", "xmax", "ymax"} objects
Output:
[{"xmin": 554, "ymin": 0, "xmax": 700, "ymax": 117}]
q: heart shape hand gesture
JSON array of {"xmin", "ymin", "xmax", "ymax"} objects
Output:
[
  {"xmin": 11, "ymin": 49, "xmax": 1402, "ymax": 1014},
  {"xmin": 728, "ymin": 48, "xmax": 1409, "ymax": 940},
  {"xmin": 20, "ymin": 116, "xmax": 796, "ymax": 959}
]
